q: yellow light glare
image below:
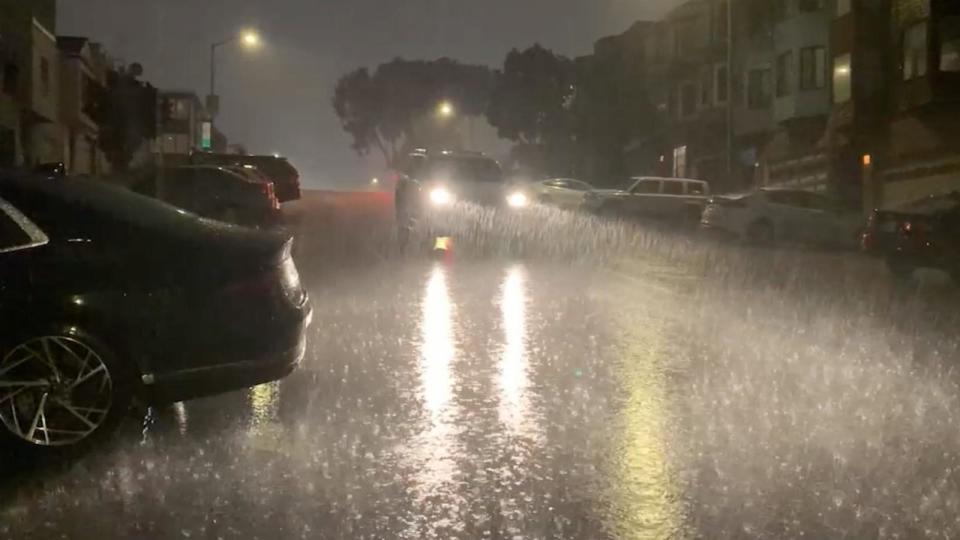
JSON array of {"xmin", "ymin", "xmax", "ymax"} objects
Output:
[{"xmin": 241, "ymin": 30, "xmax": 261, "ymax": 49}]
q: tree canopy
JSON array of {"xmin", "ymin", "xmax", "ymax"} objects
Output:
[
  {"xmin": 90, "ymin": 68, "xmax": 157, "ymax": 172},
  {"xmin": 485, "ymin": 44, "xmax": 574, "ymax": 146},
  {"xmin": 332, "ymin": 58, "xmax": 493, "ymax": 166}
]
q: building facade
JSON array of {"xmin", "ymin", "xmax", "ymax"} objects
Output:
[
  {"xmin": 880, "ymin": 0, "xmax": 960, "ymax": 208},
  {"xmin": 0, "ymin": 0, "xmax": 59, "ymax": 168},
  {"xmin": 57, "ymin": 37, "xmax": 109, "ymax": 176},
  {"xmin": 153, "ymin": 90, "xmax": 207, "ymax": 159}
]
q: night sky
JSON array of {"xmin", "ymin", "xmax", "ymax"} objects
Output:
[{"xmin": 58, "ymin": 0, "xmax": 680, "ymax": 188}]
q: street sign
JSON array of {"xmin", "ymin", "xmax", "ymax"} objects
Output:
[{"xmin": 201, "ymin": 121, "xmax": 212, "ymax": 150}]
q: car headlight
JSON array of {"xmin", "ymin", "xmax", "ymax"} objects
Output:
[
  {"xmin": 507, "ymin": 191, "xmax": 529, "ymax": 208},
  {"xmin": 429, "ymin": 187, "xmax": 454, "ymax": 206}
]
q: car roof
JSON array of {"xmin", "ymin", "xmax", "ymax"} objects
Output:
[
  {"xmin": 759, "ymin": 187, "xmax": 825, "ymax": 195},
  {"xmin": 170, "ymin": 165, "xmax": 255, "ymax": 182},
  {"xmin": 0, "ymin": 176, "xmax": 287, "ymax": 255},
  {"xmin": 630, "ymin": 176, "xmax": 707, "ymax": 184}
]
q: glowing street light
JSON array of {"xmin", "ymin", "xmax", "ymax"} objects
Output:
[
  {"xmin": 438, "ymin": 101, "xmax": 455, "ymax": 118},
  {"xmin": 240, "ymin": 30, "xmax": 261, "ymax": 49}
]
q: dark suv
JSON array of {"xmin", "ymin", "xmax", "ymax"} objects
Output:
[{"xmin": 395, "ymin": 151, "xmax": 528, "ymax": 231}]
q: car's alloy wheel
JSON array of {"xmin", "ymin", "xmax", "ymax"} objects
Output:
[{"xmin": 0, "ymin": 336, "xmax": 114, "ymax": 447}]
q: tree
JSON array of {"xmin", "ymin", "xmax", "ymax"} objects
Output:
[
  {"xmin": 570, "ymin": 46, "xmax": 662, "ymax": 183},
  {"xmin": 90, "ymin": 66, "xmax": 157, "ymax": 172},
  {"xmin": 332, "ymin": 58, "xmax": 493, "ymax": 167},
  {"xmin": 486, "ymin": 44, "xmax": 574, "ymax": 146}
]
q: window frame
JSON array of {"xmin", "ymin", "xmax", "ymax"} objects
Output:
[
  {"xmin": 662, "ymin": 180, "xmax": 685, "ymax": 196},
  {"xmin": 939, "ymin": 16, "xmax": 960, "ymax": 73},
  {"xmin": 903, "ymin": 20, "xmax": 929, "ymax": 81},
  {"xmin": 746, "ymin": 67, "xmax": 773, "ymax": 109},
  {"xmin": 777, "ymin": 51, "xmax": 794, "ymax": 97},
  {"xmin": 0, "ymin": 197, "xmax": 49, "ymax": 254},
  {"xmin": 800, "ymin": 46, "xmax": 827, "ymax": 90},
  {"xmin": 832, "ymin": 53, "xmax": 852, "ymax": 104},
  {"xmin": 631, "ymin": 179, "xmax": 662, "ymax": 194},
  {"xmin": 39, "ymin": 57, "xmax": 51, "ymax": 96}
]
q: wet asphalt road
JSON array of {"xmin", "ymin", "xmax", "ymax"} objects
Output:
[{"xmin": 5, "ymin": 191, "xmax": 960, "ymax": 539}]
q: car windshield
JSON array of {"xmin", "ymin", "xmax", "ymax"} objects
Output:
[
  {"xmin": 899, "ymin": 194, "xmax": 960, "ymax": 214},
  {"xmin": 9, "ymin": 2, "xmax": 960, "ymax": 539},
  {"xmin": 425, "ymin": 157, "xmax": 503, "ymax": 183}
]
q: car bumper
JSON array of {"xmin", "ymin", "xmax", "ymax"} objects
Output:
[{"xmin": 144, "ymin": 298, "xmax": 313, "ymax": 404}]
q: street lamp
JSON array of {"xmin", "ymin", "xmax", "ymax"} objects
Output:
[
  {"xmin": 209, "ymin": 28, "xmax": 262, "ymax": 121},
  {"xmin": 437, "ymin": 101, "xmax": 454, "ymax": 118}
]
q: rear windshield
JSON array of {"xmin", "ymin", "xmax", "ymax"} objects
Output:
[{"xmin": 424, "ymin": 157, "xmax": 503, "ymax": 183}]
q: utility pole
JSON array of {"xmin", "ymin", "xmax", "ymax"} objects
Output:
[{"xmin": 726, "ymin": 0, "xmax": 735, "ymax": 187}]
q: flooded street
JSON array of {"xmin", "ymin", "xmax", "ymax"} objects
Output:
[{"xmin": 4, "ymin": 192, "xmax": 960, "ymax": 539}]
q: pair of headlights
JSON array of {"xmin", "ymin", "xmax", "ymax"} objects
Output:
[{"xmin": 428, "ymin": 187, "xmax": 529, "ymax": 208}]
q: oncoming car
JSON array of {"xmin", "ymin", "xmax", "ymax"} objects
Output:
[
  {"xmin": 394, "ymin": 151, "xmax": 529, "ymax": 234},
  {"xmin": 0, "ymin": 177, "xmax": 312, "ymax": 456}
]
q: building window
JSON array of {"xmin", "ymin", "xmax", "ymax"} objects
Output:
[
  {"xmin": 747, "ymin": 68, "xmax": 772, "ymax": 109},
  {"xmin": 798, "ymin": 0, "xmax": 823, "ymax": 13},
  {"xmin": 833, "ymin": 53, "xmax": 852, "ymax": 103},
  {"xmin": 680, "ymin": 82, "xmax": 698, "ymax": 117},
  {"xmin": 903, "ymin": 21, "xmax": 928, "ymax": 80},
  {"xmin": 715, "ymin": 64, "xmax": 728, "ymax": 103},
  {"xmin": 776, "ymin": 51, "xmax": 794, "ymax": 96},
  {"xmin": 674, "ymin": 19, "xmax": 696, "ymax": 59},
  {"xmin": 940, "ymin": 16, "xmax": 960, "ymax": 72},
  {"xmin": 800, "ymin": 46, "xmax": 826, "ymax": 89},
  {"xmin": 40, "ymin": 57, "xmax": 50, "ymax": 95},
  {"xmin": 836, "ymin": 0, "xmax": 851, "ymax": 16},
  {"xmin": 673, "ymin": 145, "xmax": 687, "ymax": 178},
  {"xmin": 2, "ymin": 63, "xmax": 18, "ymax": 96}
]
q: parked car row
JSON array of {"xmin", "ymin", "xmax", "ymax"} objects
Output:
[{"xmin": 0, "ymin": 170, "xmax": 312, "ymax": 458}]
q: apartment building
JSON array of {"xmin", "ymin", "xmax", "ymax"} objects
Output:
[{"xmin": 57, "ymin": 37, "xmax": 110, "ymax": 175}]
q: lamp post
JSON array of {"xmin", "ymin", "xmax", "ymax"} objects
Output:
[{"xmin": 209, "ymin": 29, "xmax": 260, "ymax": 123}]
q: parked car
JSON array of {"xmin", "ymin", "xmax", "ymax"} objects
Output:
[
  {"xmin": 153, "ymin": 165, "xmax": 281, "ymax": 228},
  {"xmin": 395, "ymin": 151, "xmax": 529, "ymax": 230},
  {"xmin": 0, "ymin": 176, "xmax": 311, "ymax": 455},
  {"xmin": 701, "ymin": 188, "xmax": 864, "ymax": 248},
  {"xmin": 33, "ymin": 162, "xmax": 66, "ymax": 179},
  {"xmin": 862, "ymin": 192, "xmax": 960, "ymax": 280},
  {"xmin": 190, "ymin": 152, "xmax": 302, "ymax": 202},
  {"xmin": 583, "ymin": 176, "xmax": 710, "ymax": 224},
  {"xmin": 532, "ymin": 178, "xmax": 595, "ymax": 209}
]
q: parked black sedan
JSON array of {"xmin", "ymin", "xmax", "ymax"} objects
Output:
[
  {"xmin": 0, "ymin": 176, "xmax": 312, "ymax": 455},
  {"xmin": 862, "ymin": 192, "xmax": 960, "ymax": 281}
]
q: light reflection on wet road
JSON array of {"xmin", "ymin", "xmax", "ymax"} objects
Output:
[{"xmin": 4, "ymin": 191, "xmax": 960, "ymax": 539}]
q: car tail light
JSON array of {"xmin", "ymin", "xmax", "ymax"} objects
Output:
[
  {"xmin": 257, "ymin": 182, "xmax": 280, "ymax": 209},
  {"xmin": 901, "ymin": 220, "xmax": 929, "ymax": 245},
  {"xmin": 221, "ymin": 272, "xmax": 274, "ymax": 298}
]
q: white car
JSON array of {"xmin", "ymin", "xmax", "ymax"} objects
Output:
[
  {"xmin": 701, "ymin": 188, "xmax": 864, "ymax": 248},
  {"xmin": 583, "ymin": 176, "xmax": 710, "ymax": 223},
  {"xmin": 532, "ymin": 178, "xmax": 595, "ymax": 209}
]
